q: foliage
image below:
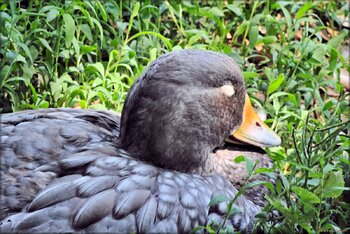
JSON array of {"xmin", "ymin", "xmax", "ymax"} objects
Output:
[{"xmin": 0, "ymin": 0, "xmax": 349, "ymax": 233}]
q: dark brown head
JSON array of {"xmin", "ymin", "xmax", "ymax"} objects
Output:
[{"xmin": 120, "ymin": 50, "xmax": 245, "ymax": 172}]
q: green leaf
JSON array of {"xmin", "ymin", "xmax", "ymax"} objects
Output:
[
  {"xmin": 91, "ymin": 18, "xmax": 104, "ymax": 43},
  {"xmin": 280, "ymin": 173, "xmax": 289, "ymax": 190},
  {"xmin": 209, "ymin": 7, "xmax": 224, "ymax": 17},
  {"xmin": 226, "ymin": 4, "xmax": 242, "ymax": 17},
  {"xmin": 37, "ymin": 38, "xmax": 53, "ymax": 53},
  {"xmin": 126, "ymin": 31, "xmax": 173, "ymax": 50},
  {"xmin": 275, "ymin": 3, "xmax": 292, "ymax": 28},
  {"xmin": 262, "ymin": 35, "xmax": 277, "ymax": 44},
  {"xmin": 63, "ymin": 13, "xmax": 75, "ymax": 47},
  {"xmin": 227, "ymin": 203, "xmax": 241, "ymax": 216},
  {"xmin": 245, "ymin": 157, "xmax": 254, "ymax": 176},
  {"xmin": 80, "ymin": 45, "xmax": 96, "ymax": 54},
  {"xmin": 131, "ymin": 2, "xmax": 140, "ymax": 18},
  {"xmin": 245, "ymin": 180, "xmax": 267, "ymax": 189},
  {"xmin": 292, "ymin": 186, "xmax": 320, "ymax": 203},
  {"xmin": 234, "ymin": 155, "xmax": 245, "ymax": 163},
  {"xmin": 47, "ymin": 8, "xmax": 59, "ymax": 22},
  {"xmin": 50, "ymin": 80, "xmax": 62, "ymax": 102},
  {"xmin": 328, "ymin": 47, "xmax": 338, "ymax": 72},
  {"xmin": 323, "ymin": 100, "xmax": 333, "ymax": 111},
  {"xmin": 87, "ymin": 62, "xmax": 105, "ymax": 77},
  {"xmin": 296, "ymin": 2, "xmax": 312, "ymax": 20},
  {"xmin": 149, "ymin": 48, "xmax": 157, "ymax": 63},
  {"xmin": 267, "ymin": 74, "xmax": 284, "ymax": 95},
  {"xmin": 81, "ymin": 24, "xmax": 93, "ymax": 41},
  {"xmin": 327, "ymin": 31, "xmax": 347, "ymax": 49},
  {"xmin": 288, "ymin": 93, "xmax": 297, "ymax": 106},
  {"xmin": 323, "ymin": 170, "xmax": 345, "ymax": 198},
  {"xmin": 18, "ymin": 43, "xmax": 33, "ymax": 63},
  {"xmin": 249, "ymin": 26, "xmax": 259, "ymax": 48},
  {"xmin": 94, "ymin": 1, "xmax": 108, "ymax": 21},
  {"xmin": 299, "ymin": 222, "xmax": 313, "ymax": 234},
  {"xmin": 39, "ymin": 101, "xmax": 49, "ymax": 108},
  {"xmin": 208, "ymin": 194, "xmax": 229, "ymax": 206},
  {"xmin": 233, "ymin": 21, "xmax": 248, "ymax": 39},
  {"xmin": 311, "ymin": 45, "xmax": 327, "ymax": 64},
  {"xmin": 242, "ymin": 71, "xmax": 259, "ymax": 79}
]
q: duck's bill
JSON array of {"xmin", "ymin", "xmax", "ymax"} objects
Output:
[{"xmin": 229, "ymin": 94, "xmax": 281, "ymax": 147}]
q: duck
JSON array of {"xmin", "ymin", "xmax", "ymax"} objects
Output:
[{"xmin": 0, "ymin": 49, "xmax": 281, "ymax": 233}]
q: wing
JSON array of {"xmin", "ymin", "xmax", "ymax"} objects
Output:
[
  {"xmin": 0, "ymin": 108, "xmax": 120, "ymax": 220},
  {"xmin": 1, "ymin": 150, "xmax": 260, "ymax": 233}
]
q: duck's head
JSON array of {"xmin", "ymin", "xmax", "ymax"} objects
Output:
[{"xmin": 120, "ymin": 49, "xmax": 280, "ymax": 173}]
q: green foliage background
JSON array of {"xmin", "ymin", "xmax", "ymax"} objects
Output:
[{"xmin": 0, "ymin": 0, "xmax": 349, "ymax": 233}]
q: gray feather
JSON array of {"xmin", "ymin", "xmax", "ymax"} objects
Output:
[
  {"xmin": 114, "ymin": 189, "xmax": 151, "ymax": 218},
  {"xmin": 73, "ymin": 189, "xmax": 116, "ymax": 229}
]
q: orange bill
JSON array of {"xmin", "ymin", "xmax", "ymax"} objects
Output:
[{"xmin": 230, "ymin": 94, "xmax": 281, "ymax": 147}]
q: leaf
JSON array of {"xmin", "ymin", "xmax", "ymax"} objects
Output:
[
  {"xmin": 234, "ymin": 155, "xmax": 245, "ymax": 163},
  {"xmin": 63, "ymin": 13, "xmax": 75, "ymax": 47},
  {"xmin": 327, "ymin": 31, "xmax": 347, "ymax": 49},
  {"xmin": 245, "ymin": 180, "xmax": 267, "ymax": 189},
  {"xmin": 126, "ymin": 31, "xmax": 173, "ymax": 50},
  {"xmin": 226, "ymin": 4, "xmax": 242, "ymax": 17},
  {"xmin": 209, "ymin": 7, "xmax": 224, "ymax": 17},
  {"xmin": 50, "ymin": 80, "xmax": 62, "ymax": 102},
  {"xmin": 47, "ymin": 8, "xmax": 59, "ymax": 22},
  {"xmin": 91, "ymin": 18, "xmax": 104, "ymax": 43},
  {"xmin": 262, "ymin": 35, "xmax": 277, "ymax": 44},
  {"xmin": 80, "ymin": 45, "xmax": 96, "ymax": 54},
  {"xmin": 94, "ymin": 1, "xmax": 108, "ymax": 21},
  {"xmin": 280, "ymin": 173, "xmax": 289, "ymax": 190},
  {"xmin": 131, "ymin": 2, "xmax": 140, "ymax": 18},
  {"xmin": 245, "ymin": 157, "xmax": 254, "ymax": 176},
  {"xmin": 299, "ymin": 222, "xmax": 313, "ymax": 234},
  {"xmin": 149, "ymin": 48, "xmax": 157, "ymax": 63},
  {"xmin": 277, "ymin": 3, "xmax": 292, "ymax": 29},
  {"xmin": 233, "ymin": 21, "xmax": 248, "ymax": 39},
  {"xmin": 328, "ymin": 47, "xmax": 338, "ymax": 72},
  {"xmin": 288, "ymin": 93, "xmax": 297, "ymax": 106},
  {"xmin": 267, "ymin": 74, "xmax": 284, "ymax": 95},
  {"xmin": 242, "ymin": 71, "xmax": 259, "ymax": 79},
  {"xmin": 227, "ymin": 203, "xmax": 241, "ymax": 216},
  {"xmin": 311, "ymin": 45, "xmax": 327, "ymax": 64},
  {"xmin": 323, "ymin": 170, "xmax": 345, "ymax": 198},
  {"xmin": 37, "ymin": 38, "xmax": 53, "ymax": 53},
  {"xmin": 18, "ymin": 43, "xmax": 33, "ymax": 63},
  {"xmin": 249, "ymin": 25, "xmax": 259, "ymax": 48},
  {"xmin": 323, "ymin": 100, "xmax": 333, "ymax": 111},
  {"xmin": 87, "ymin": 62, "xmax": 105, "ymax": 77},
  {"xmin": 292, "ymin": 186, "xmax": 320, "ymax": 203},
  {"xmin": 208, "ymin": 194, "xmax": 229, "ymax": 206},
  {"xmin": 80, "ymin": 24, "xmax": 93, "ymax": 41},
  {"xmin": 296, "ymin": 2, "xmax": 312, "ymax": 20}
]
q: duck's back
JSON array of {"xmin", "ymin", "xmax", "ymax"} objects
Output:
[{"xmin": 0, "ymin": 109, "xmax": 260, "ymax": 233}]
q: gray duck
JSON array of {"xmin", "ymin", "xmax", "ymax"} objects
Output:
[{"xmin": 0, "ymin": 50, "xmax": 281, "ymax": 233}]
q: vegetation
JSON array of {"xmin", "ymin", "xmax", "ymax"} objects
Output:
[{"xmin": 1, "ymin": 0, "xmax": 349, "ymax": 233}]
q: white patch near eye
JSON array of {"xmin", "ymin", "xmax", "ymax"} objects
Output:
[{"xmin": 220, "ymin": 84, "xmax": 235, "ymax": 96}]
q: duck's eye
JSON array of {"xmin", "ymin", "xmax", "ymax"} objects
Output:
[
  {"xmin": 219, "ymin": 84, "xmax": 235, "ymax": 97},
  {"xmin": 255, "ymin": 122, "xmax": 261, "ymax": 127}
]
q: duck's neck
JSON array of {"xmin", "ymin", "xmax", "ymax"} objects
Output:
[{"xmin": 194, "ymin": 149, "xmax": 274, "ymax": 206}]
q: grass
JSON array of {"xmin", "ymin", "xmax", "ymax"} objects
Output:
[{"xmin": 0, "ymin": 0, "xmax": 349, "ymax": 233}]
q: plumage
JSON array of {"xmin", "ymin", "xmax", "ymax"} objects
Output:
[{"xmin": 0, "ymin": 50, "xmax": 281, "ymax": 233}]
